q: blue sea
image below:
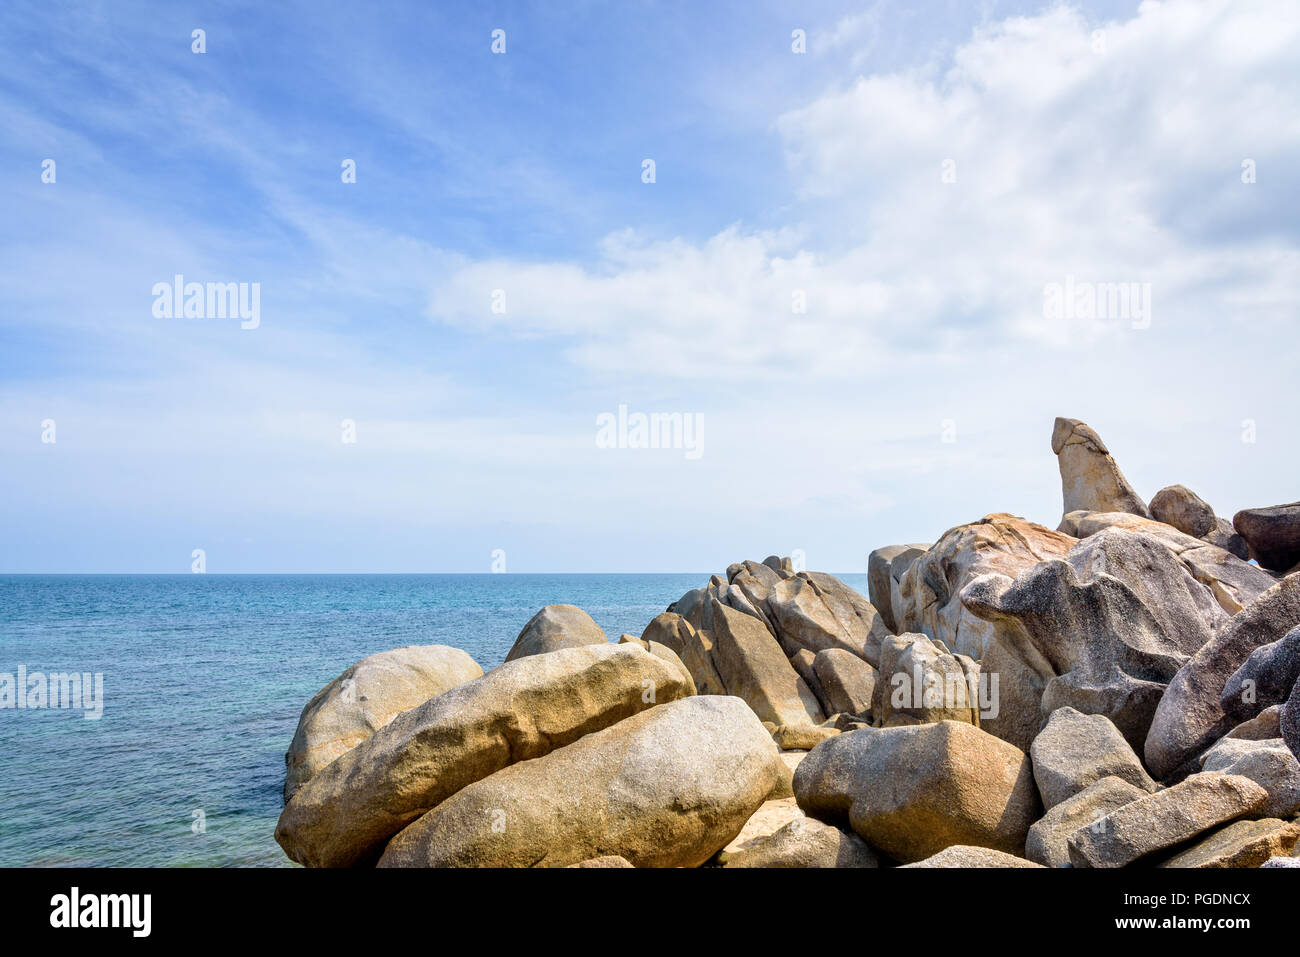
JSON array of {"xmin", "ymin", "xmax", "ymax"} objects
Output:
[{"xmin": 0, "ymin": 573, "xmax": 870, "ymax": 867}]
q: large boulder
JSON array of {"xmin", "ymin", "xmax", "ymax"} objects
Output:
[
  {"xmin": 616, "ymin": 633, "xmax": 696, "ymax": 693},
  {"xmin": 641, "ymin": 612, "xmax": 727, "ymax": 697},
  {"xmin": 1199, "ymin": 736, "xmax": 1300, "ymax": 819},
  {"xmin": 872, "ymin": 633, "xmax": 981, "ymax": 727},
  {"xmin": 812, "ymin": 649, "xmax": 877, "ymax": 718},
  {"xmin": 1066, "ymin": 772, "xmax": 1268, "ymax": 868},
  {"xmin": 276, "ymin": 643, "xmax": 693, "ymax": 867},
  {"xmin": 868, "ymin": 544, "xmax": 928, "ymax": 633},
  {"xmin": 718, "ymin": 815, "xmax": 879, "ymax": 868},
  {"xmin": 766, "ymin": 572, "xmax": 891, "ymax": 665},
  {"xmin": 504, "ymin": 604, "xmax": 607, "ymax": 662},
  {"xmin": 1145, "ymin": 574, "xmax": 1300, "ymax": 779},
  {"xmin": 901, "ymin": 846, "xmax": 1044, "ymax": 868},
  {"xmin": 1029, "ymin": 707, "xmax": 1156, "ymax": 810},
  {"xmin": 894, "ymin": 513, "xmax": 1075, "ymax": 750},
  {"xmin": 711, "ymin": 601, "xmax": 825, "ymax": 727},
  {"xmin": 792, "ymin": 721, "xmax": 1040, "ymax": 863},
  {"xmin": 1025, "ymin": 776, "xmax": 1150, "ymax": 868},
  {"xmin": 963, "ymin": 528, "xmax": 1224, "ymax": 753},
  {"xmin": 1150, "ymin": 485, "xmax": 1249, "ymax": 560},
  {"xmin": 1051, "ymin": 417, "xmax": 1150, "ymax": 521},
  {"xmin": 1221, "ymin": 625, "xmax": 1300, "ymax": 724},
  {"xmin": 1234, "ymin": 502, "xmax": 1300, "ymax": 572},
  {"xmin": 377, "ymin": 695, "xmax": 782, "ymax": 868},
  {"xmin": 1159, "ymin": 818, "xmax": 1300, "ymax": 868},
  {"xmin": 282, "ymin": 645, "xmax": 483, "ymax": 801}
]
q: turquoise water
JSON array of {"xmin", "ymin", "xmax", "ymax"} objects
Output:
[{"xmin": 0, "ymin": 573, "xmax": 868, "ymax": 867}]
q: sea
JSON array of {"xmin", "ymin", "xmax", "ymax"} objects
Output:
[{"xmin": 0, "ymin": 572, "xmax": 869, "ymax": 867}]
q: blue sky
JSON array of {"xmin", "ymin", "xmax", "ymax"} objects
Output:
[{"xmin": 2, "ymin": 0, "xmax": 1298, "ymax": 572}]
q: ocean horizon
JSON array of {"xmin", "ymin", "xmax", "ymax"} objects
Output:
[{"xmin": 0, "ymin": 571, "xmax": 870, "ymax": 867}]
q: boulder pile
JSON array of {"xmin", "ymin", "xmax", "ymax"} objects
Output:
[{"xmin": 274, "ymin": 416, "xmax": 1300, "ymax": 867}]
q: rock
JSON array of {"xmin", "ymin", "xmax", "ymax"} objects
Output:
[
  {"xmin": 1159, "ymin": 818, "xmax": 1300, "ymax": 868},
  {"xmin": 1025, "ymin": 776, "xmax": 1150, "ymax": 868},
  {"xmin": 793, "ymin": 721, "xmax": 1040, "ymax": 863},
  {"xmin": 282, "ymin": 645, "xmax": 483, "ymax": 801},
  {"xmin": 1145, "ymin": 574, "xmax": 1300, "ymax": 779},
  {"xmin": 276, "ymin": 643, "xmax": 693, "ymax": 868},
  {"xmin": 1286, "ymin": 679, "xmax": 1300, "ymax": 765},
  {"xmin": 641, "ymin": 612, "xmax": 727, "ymax": 697},
  {"xmin": 1227, "ymin": 705, "xmax": 1283, "ymax": 740},
  {"xmin": 718, "ymin": 815, "xmax": 879, "ymax": 868},
  {"xmin": 963, "ymin": 528, "xmax": 1223, "ymax": 753},
  {"xmin": 766, "ymin": 572, "xmax": 891, "ymax": 665},
  {"xmin": 767, "ymin": 750, "xmax": 808, "ymax": 799},
  {"xmin": 872, "ymin": 633, "xmax": 981, "ymax": 727},
  {"xmin": 895, "ymin": 513, "xmax": 1076, "ymax": 750},
  {"xmin": 616, "ymin": 632, "xmax": 696, "ymax": 693},
  {"xmin": 1221, "ymin": 625, "xmax": 1300, "ymax": 724},
  {"xmin": 567, "ymin": 855, "xmax": 634, "ymax": 868},
  {"xmin": 1051, "ymin": 417, "xmax": 1150, "ymax": 521},
  {"xmin": 1066, "ymin": 772, "xmax": 1268, "ymax": 868},
  {"xmin": 1199, "ymin": 736, "xmax": 1300, "ymax": 818},
  {"xmin": 772, "ymin": 724, "xmax": 839, "ymax": 750},
  {"xmin": 710, "ymin": 601, "xmax": 825, "ymax": 727},
  {"xmin": 1234, "ymin": 502, "xmax": 1300, "ymax": 572},
  {"xmin": 788, "ymin": 648, "xmax": 827, "ymax": 710},
  {"xmin": 1150, "ymin": 484, "xmax": 1217, "ymax": 538},
  {"xmin": 377, "ymin": 695, "xmax": 782, "ymax": 868},
  {"xmin": 812, "ymin": 649, "xmax": 877, "ymax": 717},
  {"xmin": 504, "ymin": 604, "xmax": 607, "ymax": 662},
  {"xmin": 901, "ymin": 846, "xmax": 1044, "ymax": 868},
  {"xmin": 868, "ymin": 544, "xmax": 928, "ymax": 633},
  {"xmin": 722, "ymin": 796, "xmax": 803, "ymax": 854},
  {"xmin": 1206, "ymin": 518, "xmax": 1252, "ymax": 561},
  {"xmin": 1261, "ymin": 855, "xmax": 1300, "ymax": 867},
  {"xmin": 1030, "ymin": 707, "xmax": 1156, "ymax": 810}
]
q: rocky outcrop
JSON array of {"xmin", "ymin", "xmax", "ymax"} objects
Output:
[
  {"xmin": 812, "ymin": 649, "xmax": 877, "ymax": 718},
  {"xmin": 1066, "ymin": 772, "xmax": 1268, "ymax": 868},
  {"xmin": 1221, "ymin": 625, "xmax": 1300, "ymax": 724},
  {"xmin": 868, "ymin": 544, "xmax": 928, "ymax": 633},
  {"xmin": 793, "ymin": 722, "xmax": 1040, "ymax": 863},
  {"xmin": 1146, "ymin": 575, "xmax": 1300, "ymax": 779},
  {"xmin": 718, "ymin": 815, "xmax": 879, "ymax": 868},
  {"xmin": 1199, "ymin": 736, "xmax": 1300, "ymax": 818},
  {"xmin": 1150, "ymin": 484, "xmax": 1249, "ymax": 559},
  {"xmin": 641, "ymin": 612, "xmax": 727, "ymax": 697},
  {"xmin": 872, "ymin": 633, "xmax": 981, "ymax": 728},
  {"xmin": 504, "ymin": 604, "xmax": 608, "ymax": 661},
  {"xmin": 1025, "ymin": 776, "xmax": 1149, "ymax": 868},
  {"xmin": 1158, "ymin": 818, "xmax": 1300, "ymax": 869},
  {"xmin": 616, "ymin": 632, "xmax": 696, "ymax": 693},
  {"xmin": 1051, "ymin": 417, "xmax": 1149, "ymax": 522},
  {"xmin": 901, "ymin": 846, "xmax": 1044, "ymax": 868},
  {"xmin": 1234, "ymin": 502, "xmax": 1300, "ymax": 572},
  {"xmin": 766, "ymin": 572, "xmax": 891, "ymax": 665},
  {"xmin": 711, "ymin": 602, "xmax": 825, "ymax": 727},
  {"xmin": 282, "ymin": 645, "xmax": 483, "ymax": 801},
  {"xmin": 1029, "ymin": 708, "xmax": 1156, "ymax": 810},
  {"xmin": 377, "ymin": 696, "xmax": 781, "ymax": 868},
  {"xmin": 276, "ymin": 643, "xmax": 693, "ymax": 867},
  {"xmin": 1286, "ymin": 680, "xmax": 1300, "ymax": 765}
]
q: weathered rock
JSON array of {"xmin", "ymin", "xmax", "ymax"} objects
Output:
[
  {"xmin": 504, "ymin": 604, "xmax": 607, "ymax": 662},
  {"xmin": 1150, "ymin": 484, "xmax": 1217, "ymax": 538},
  {"xmin": 793, "ymin": 721, "xmax": 1040, "ymax": 863},
  {"xmin": 1227, "ymin": 705, "xmax": 1283, "ymax": 740},
  {"xmin": 964, "ymin": 528, "xmax": 1223, "ymax": 753},
  {"xmin": 718, "ymin": 815, "xmax": 879, "ymax": 868},
  {"xmin": 812, "ymin": 649, "xmax": 877, "ymax": 717},
  {"xmin": 567, "ymin": 855, "xmax": 634, "ymax": 868},
  {"xmin": 1025, "ymin": 776, "xmax": 1150, "ymax": 868},
  {"xmin": 1221, "ymin": 625, "xmax": 1300, "ymax": 724},
  {"xmin": 1199, "ymin": 736, "xmax": 1300, "ymax": 819},
  {"xmin": 377, "ymin": 695, "xmax": 782, "ymax": 868},
  {"xmin": 722, "ymin": 796, "xmax": 802, "ymax": 855},
  {"xmin": 868, "ymin": 544, "xmax": 928, "ymax": 633},
  {"xmin": 772, "ymin": 724, "xmax": 839, "ymax": 750},
  {"xmin": 641, "ymin": 612, "xmax": 726, "ymax": 697},
  {"xmin": 1261, "ymin": 855, "xmax": 1300, "ymax": 867},
  {"xmin": 1159, "ymin": 818, "xmax": 1300, "ymax": 868},
  {"xmin": 873, "ymin": 633, "xmax": 981, "ymax": 727},
  {"xmin": 895, "ymin": 513, "xmax": 1075, "ymax": 750},
  {"xmin": 1066, "ymin": 772, "xmax": 1268, "ymax": 868},
  {"xmin": 1030, "ymin": 707, "xmax": 1156, "ymax": 810},
  {"xmin": 1286, "ymin": 679, "xmax": 1300, "ymax": 765},
  {"xmin": 616, "ymin": 632, "xmax": 696, "ymax": 693},
  {"xmin": 1146, "ymin": 575, "xmax": 1300, "ymax": 779},
  {"xmin": 901, "ymin": 846, "xmax": 1044, "ymax": 868},
  {"xmin": 711, "ymin": 601, "xmax": 825, "ymax": 727},
  {"xmin": 1206, "ymin": 518, "xmax": 1252, "ymax": 561},
  {"xmin": 788, "ymin": 648, "xmax": 826, "ymax": 710},
  {"xmin": 766, "ymin": 572, "xmax": 891, "ymax": 665},
  {"xmin": 1051, "ymin": 417, "xmax": 1150, "ymax": 521},
  {"xmin": 1234, "ymin": 502, "xmax": 1300, "ymax": 572},
  {"xmin": 768, "ymin": 749, "xmax": 808, "ymax": 799},
  {"xmin": 283, "ymin": 645, "xmax": 483, "ymax": 801},
  {"xmin": 276, "ymin": 644, "xmax": 693, "ymax": 868}
]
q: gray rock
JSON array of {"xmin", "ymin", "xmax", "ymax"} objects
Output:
[
  {"xmin": 1234, "ymin": 502, "xmax": 1300, "ymax": 572},
  {"xmin": 1030, "ymin": 707, "xmax": 1156, "ymax": 810},
  {"xmin": 1261, "ymin": 855, "xmax": 1300, "ymax": 868},
  {"xmin": 766, "ymin": 572, "xmax": 891, "ymax": 666},
  {"xmin": 1221, "ymin": 625, "xmax": 1300, "ymax": 723},
  {"xmin": 872, "ymin": 633, "xmax": 981, "ymax": 727},
  {"xmin": 1051, "ymin": 417, "xmax": 1150, "ymax": 521},
  {"xmin": 505, "ymin": 604, "xmax": 607, "ymax": 662},
  {"xmin": 711, "ymin": 601, "xmax": 825, "ymax": 727},
  {"xmin": 812, "ymin": 648, "xmax": 877, "ymax": 717},
  {"xmin": 1066, "ymin": 772, "xmax": 1268, "ymax": 868},
  {"xmin": 868, "ymin": 544, "xmax": 927, "ymax": 633},
  {"xmin": 1200, "ymin": 736, "xmax": 1300, "ymax": 818},
  {"xmin": 1150, "ymin": 484, "xmax": 1217, "ymax": 538},
  {"xmin": 1286, "ymin": 678, "xmax": 1300, "ymax": 765},
  {"xmin": 1226, "ymin": 705, "xmax": 1283, "ymax": 740},
  {"xmin": 1026, "ymin": 776, "xmax": 1149, "ymax": 868},
  {"xmin": 1159, "ymin": 818, "xmax": 1300, "ymax": 868}
]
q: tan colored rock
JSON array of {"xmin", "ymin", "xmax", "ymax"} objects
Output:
[
  {"xmin": 793, "ymin": 721, "xmax": 1040, "ymax": 863},
  {"xmin": 772, "ymin": 724, "xmax": 839, "ymax": 750},
  {"xmin": 377, "ymin": 695, "xmax": 782, "ymax": 868},
  {"xmin": 1067, "ymin": 772, "xmax": 1269, "ymax": 868},
  {"xmin": 901, "ymin": 846, "xmax": 1044, "ymax": 868},
  {"xmin": 504, "ymin": 604, "xmax": 607, "ymax": 661},
  {"xmin": 722, "ymin": 797, "xmax": 803, "ymax": 855},
  {"xmin": 1030, "ymin": 707, "xmax": 1156, "ymax": 810},
  {"xmin": 1199, "ymin": 736, "xmax": 1300, "ymax": 818},
  {"xmin": 812, "ymin": 648, "xmax": 877, "ymax": 717},
  {"xmin": 1159, "ymin": 818, "xmax": 1300, "ymax": 868},
  {"xmin": 283, "ymin": 645, "xmax": 483, "ymax": 801},
  {"xmin": 711, "ymin": 602, "xmax": 825, "ymax": 727},
  {"xmin": 617, "ymin": 632, "xmax": 696, "ymax": 693},
  {"xmin": 873, "ymin": 633, "xmax": 980, "ymax": 727},
  {"xmin": 719, "ymin": 815, "xmax": 879, "ymax": 868},
  {"xmin": 1025, "ymin": 776, "xmax": 1150, "ymax": 868},
  {"xmin": 766, "ymin": 572, "xmax": 891, "ymax": 666},
  {"xmin": 868, "ymin": 544, "xmax": 929, "ymax": 633},
  {"xmin": 567, "ymin": 855, "xmax": 634, "ymax": 868},
  {"xmin": 1051, "ymin": 417, "xmax": 1149, "ymax": 521},
  {"xmin": 641, "ymin": 612, "xmax": 726, "ymax": 696},
  {"xmin": 276, "ymin": 643, "xmax": 692, "ymax": 868}
]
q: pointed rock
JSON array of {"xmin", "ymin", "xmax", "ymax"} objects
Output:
[{"xmin": 1051, "ymin": 417, "xmax": 1149, "ymax": 523}]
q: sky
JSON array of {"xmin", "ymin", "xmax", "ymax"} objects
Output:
[{"xmin": 1, "ymin": 0, "xmax": 1297, "ymax": 573}]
